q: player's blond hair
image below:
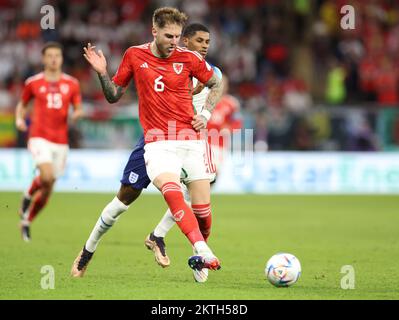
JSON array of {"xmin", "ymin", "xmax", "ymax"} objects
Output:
[{"xmin": 152, "ymin": 7, "xmax": 188, "ymax": 29}]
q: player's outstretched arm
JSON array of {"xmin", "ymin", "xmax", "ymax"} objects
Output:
[
  {"xmin": 15, "ymin": 100, "xmax": 28, "ymax": 132},
  {"xmin": 83, "ymin": 43, "xmax": 125, "ymax": 103},
  {"xmin": 191, "ymin": 73, "xmax": 223, "ymax": 131}
]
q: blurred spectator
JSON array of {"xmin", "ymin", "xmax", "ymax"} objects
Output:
[
  {"xmin": 282, "ymin": 77, "xmax": 313, "ymax": 114},
  {"xmin": 345, "ymin": 111, "xmax": 378, "ymax": 151},
  {"xmin": 374, "ymin": 57, "xmax": 398, "ymax": 106},
  {"xmin": 325, "ymin": 59, "xmax": 346, "ymax": 105}
]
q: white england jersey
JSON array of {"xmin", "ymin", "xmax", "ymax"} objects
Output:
[{"xmin": 192, "ymin": 65, "xmax": 222, "ymax": 114}]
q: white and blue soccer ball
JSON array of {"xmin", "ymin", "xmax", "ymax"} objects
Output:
[{"xmin": 265, "ymin": 253, "xmax": 301, "ymax": 287}]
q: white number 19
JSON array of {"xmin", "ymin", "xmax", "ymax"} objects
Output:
[{"xmin": 46, "ymin": 93, "xmax": 62, "ymax": 109}]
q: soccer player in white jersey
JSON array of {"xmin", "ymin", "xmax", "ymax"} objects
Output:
[
  {"xmin": 145, "ymin": 23, "xmax": 222, "ymax": 282},
  {"xmin": 71, "ymin": 8, "xmax": 223, "ymax": 277}
]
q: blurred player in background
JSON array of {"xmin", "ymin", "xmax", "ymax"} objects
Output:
[
  {"xmin": 147, "ymin": 22, "xmax": 225, "ymax": 282},
  {"xmin": 15, "ymin": 42, "xmax": 83, "ymax": 242},
  {"xmin": 71, "ymin": 8, "xmax": 223, "ymax": 277},
  {"xmin": 206, "ymin": 75, "xmax": 242, "ymax": 169}
]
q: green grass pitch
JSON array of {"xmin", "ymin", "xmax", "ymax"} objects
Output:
[{"xmin": 1, "ymin": 192, "xmax": 398, "ymax": 300}]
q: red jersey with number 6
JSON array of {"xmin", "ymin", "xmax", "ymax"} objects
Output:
[
  {"xmin": 21, "ymin": 72, "xmax": 82, "ymax": 144},
  {"xmin": 112, "ymin": 43, "xmax": 214, "ymax": 143}
]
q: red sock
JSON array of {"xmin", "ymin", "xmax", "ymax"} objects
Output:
[
  {"xmin": 28, "ymin": 176, "xmax": 42, "ymax": 197},
  {"xmin": 28, "ymin": 190, "xmax": 50, "ymax": 222},
  {"xmin": 161, "ymin": 182, "xmax": 204, "ymax": 245},
  {"xmin": 192, "ymin": 204, "xmax": 212, "ymax": 242}
]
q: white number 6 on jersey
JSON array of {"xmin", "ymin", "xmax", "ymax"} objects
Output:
[{"xmin": 154, "ymin": 75, "xmax": 165, "ymax": 92}]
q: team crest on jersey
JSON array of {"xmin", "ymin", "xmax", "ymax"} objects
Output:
[
  {"xmin": 60, "ymin": 84, "xmax": 70, "ymax": 94},
  {"xmin": 39, "ymin": 86, "xmax": 46, "ymax": 93},
  {"xmin": 173, "ymin": 63, "xmax": 184, "ymax": 74},
  {"xmin": 129, "ymin": 171, "xmax": 139, "ymax": 184}
]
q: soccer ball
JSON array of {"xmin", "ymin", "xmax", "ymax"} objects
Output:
[{"xmin": 265, "ymin": 253, "xmax": 301, "ymax": 287}]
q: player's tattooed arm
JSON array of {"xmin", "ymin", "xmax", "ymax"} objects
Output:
[
  {"xmin": 97, "ymin": 73, "xmax": 125, "ymax": 103},
  {"xmin": 204, "ymin": 73, "xmax": 223, "ymax": 113},
  {"xmin": 83, "ymin": 42, "xmax": 125, "ymax": 103},
  {"xmin": 191, "ymin": 73, "xmax": 223, "ymax": 131}
]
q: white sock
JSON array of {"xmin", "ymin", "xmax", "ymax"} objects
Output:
[
  {"xmin": 85, "ymin": 196, "xmax": 129, "ymax": 252},
  {"xmin": 153, "ymin": 209, "xmax": 175, "ymax": 238},
  {"xmin": 193, "ymin": 241, "xmax": 212, "ymax": 256},
  {"xmin": 181, "ymin": 183, "xmax": 191, "ymax": 204}
]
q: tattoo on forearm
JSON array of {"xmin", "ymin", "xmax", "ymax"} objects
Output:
[
  {"xmin": 204, "ymin": 74, "xmax": 223, "ymax": 113},
  {"xmin": 98, "ymin": 73, "xmax": 124, "ymax": 103}
]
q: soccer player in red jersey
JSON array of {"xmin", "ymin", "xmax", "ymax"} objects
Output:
[
  {"xmin": 71, "ymin": 8, "xmax": 223, "ymax": 277},
  {"xmin": 147, "ymin": 23, "xmax": 225, "ymax": 282},
  {"xmin": 15, "ymin": 42, "xmax": 83, "ymax": 242},
  {"xmin": 207, "ymin": 75, "xmax": 242, "ymax": 167}
]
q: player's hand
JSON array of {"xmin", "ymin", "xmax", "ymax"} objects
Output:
[
  {"xmin": 83, "ymin": 43, "xmax": 107, "ymax": 75},
  {"xmin": 71, "ymin": 108, "xmax": 84, "ymax": 125},
  {"xmin": 191, "ymin": 114, "xmax": 208, "ymax": 131},
  {"xmin": 15, "ymin": 117, "xmax": 27, "ymax": 132},
  {"xmin": 192, "ymin": 82, "xmax": 205, "ymax": 95}
]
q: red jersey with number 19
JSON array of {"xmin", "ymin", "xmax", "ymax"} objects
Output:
[
  {"xmin": 21, "ymin": 72, "xmax": 82, "ymax": 144},
  {"xmin": 112, "ymin": 43, "xmax": 214, "ymax": 143}
]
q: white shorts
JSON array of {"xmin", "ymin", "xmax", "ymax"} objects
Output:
[
  {"xmin": 28, "ymin": 137, "xmax": 69, "ymax": 178},
  {"xmin": 144, "ymin": 140, "xmax": 217, "ymax": 184},
  {"xmin": 208, "ymin": 144, "xmax": 226, "ymax": 171}
]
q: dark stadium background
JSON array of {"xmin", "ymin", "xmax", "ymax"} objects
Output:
[
  {"xmin": 1, "ymin": 0, "xmax": 398, "ymax": 151},
  {"xmin": 1, "ymin": 0, "xmax": 399, "ymax": 303}
]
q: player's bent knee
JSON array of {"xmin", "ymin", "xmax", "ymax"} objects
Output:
[
  {"xmin": 40, "ymin": 176, "xmax": 55, "ymax": 189},
  {"xmin": 153, "ymin": 173, "xmax": 180, "ymax": 190},
  {"xmin": 187, "ymin": 180, "xmax": 211, "ymax": 204},
  {"xmin": 117, "ymin": 184, "xmax": 142, "ymax": 205}
]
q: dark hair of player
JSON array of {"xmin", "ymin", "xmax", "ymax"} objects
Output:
[
  {"xmin": 182, "ymin": 23, "xmax": 210, "ymax": 38},
  {"xmin": 152, "ymin": 7, "xmax": 188, "ymax": 29},
  {"xmin": 41, "ymin": 42, "xmax": 63, "ymax": 55}
]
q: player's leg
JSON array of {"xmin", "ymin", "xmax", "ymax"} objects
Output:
[
  {"xmin": 150, "ymin": 180, "xmax": 190, "ymax": 239},
  {"xmin": 19, "ymin": 176, "xmax": 41, "ymax": 218},
  {"xmin": 188, "ymin": 180, "xmax": 212, "ymax": 243},
  {"xmin": 19, "ymin": 138, "xmax": 57, "ymax": 242},
  {"xmin": 144, "ymin": 141, "xmax": 215, "ymax": 260},
  {"xmin": 71, "ymin": 184, "xmax": 140, "ymax": 277},
  {"xmin": 29, "ymin": 142, "xmax": 68, "ymax": 223},
  {"xmin": 72, "ymin": 140, "xmax": 150, "ymax": 277},
  {"xmin": 85, "ymin": 184, "xmax": 140, "ymax": 252},
  {"xmin": 145, "ymin": 178, "xmax": 193, "ymax": 267},
  {"xmin": 148, "ymin": 141, "xmax": 220, "ymax": 270},
  {"xmin": 20, "ymin": 163, "xmax": 55, "ymax": 242},
  {"xmin": 186, "ymin": 179, "xmax": 213, "ymax": 282},
  {"xmin": 181, "ymin": 140, "xmax": 220, "ymax": 273}
]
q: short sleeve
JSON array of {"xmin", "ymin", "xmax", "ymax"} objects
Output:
[
  {"xmin": 190, "ymin": 54, "xmax": 214, "ymax": 85},
  {"xmin": 212, "ymin": 66, "xmax": 223, "ymax": 80},
  {"xmin": 112, "ymin": 48, "xmax": 134, "ymax": 87},
  {"xmin": 72, "ymin": 81, "xmax": 82, "ymax": 106},
  {"xmin": 21, "ymin": 80, "xmax": 33, "ymax": 104}
]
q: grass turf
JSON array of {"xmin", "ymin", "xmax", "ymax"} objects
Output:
[{"xmin": 0, "ymin": 192, "xmax": 398, "ymax": 300}]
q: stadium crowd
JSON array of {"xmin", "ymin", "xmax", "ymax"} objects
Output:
[{"xmin": 1, "ymin": 0, "xmax": 399, "ymax": 150}]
